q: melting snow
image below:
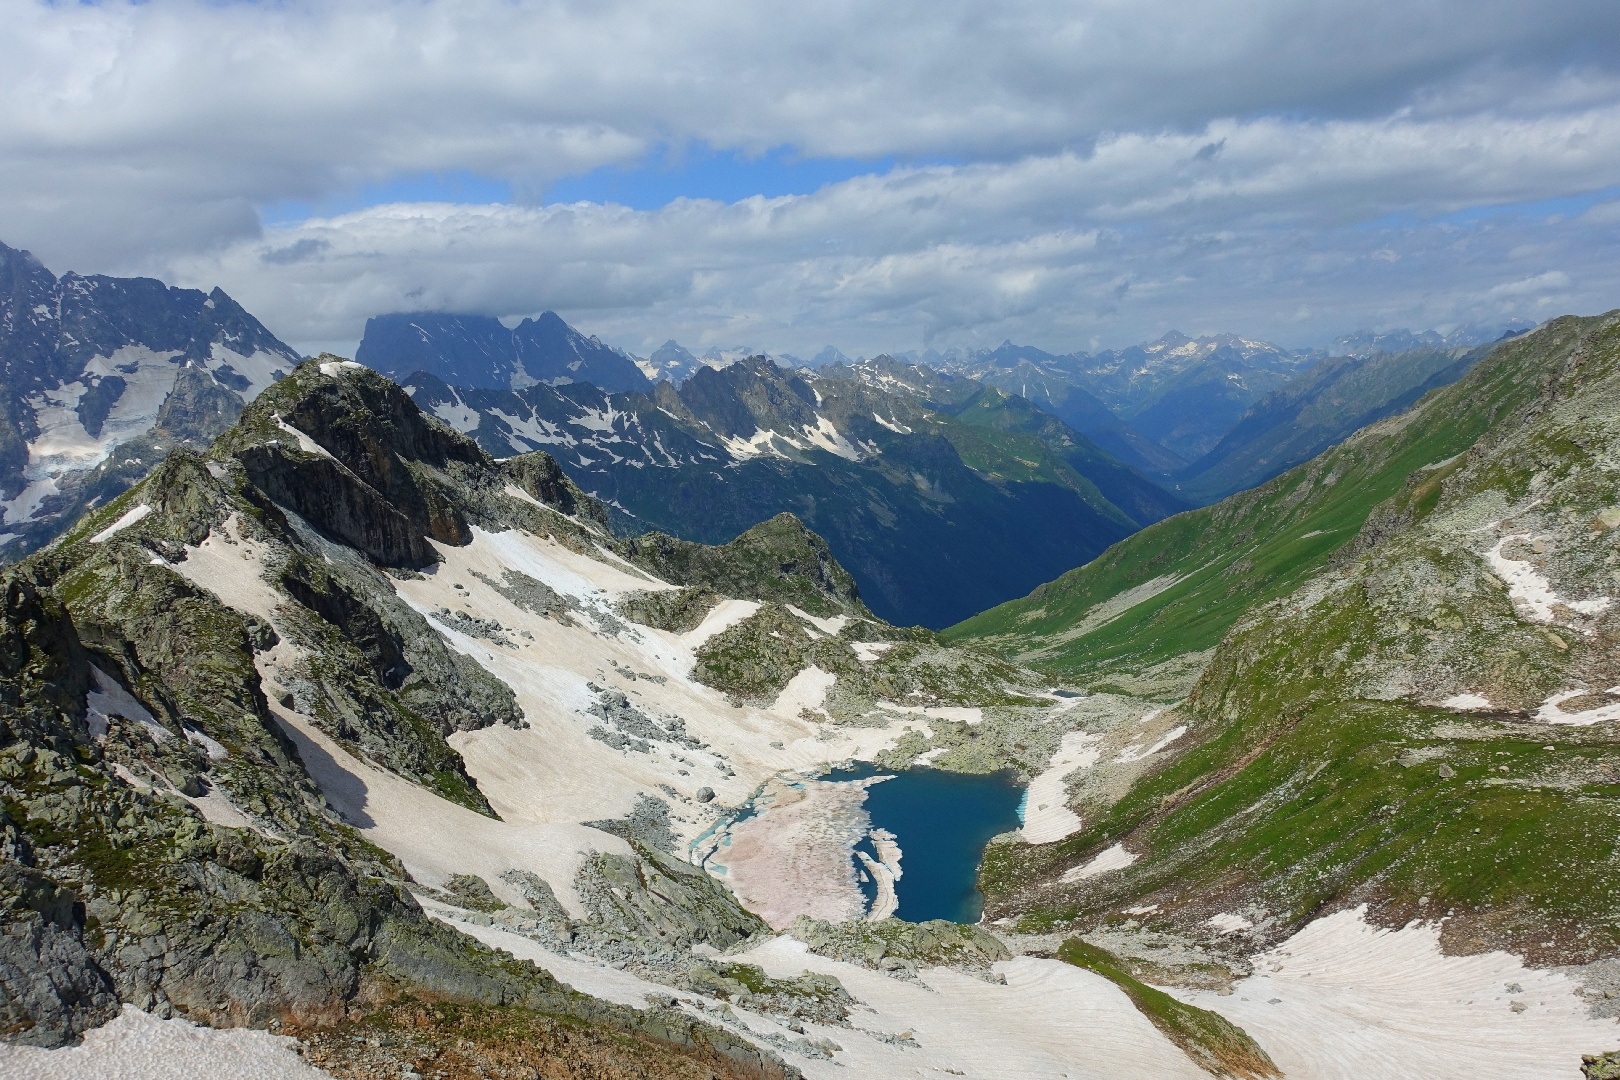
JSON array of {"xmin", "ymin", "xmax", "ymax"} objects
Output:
[
  {"xmin": 0, "ymin": 1004, "xmax": 330, "ymax": 1080},
  {"xmin": 851, "ymin": 641, "xmax": 894, "ymax": 663},
  {"xmin": 317, "ymin": 359, "xmax": 365, "ymax": 376},
  {"xmin": 1485, "ymin": 535, "xmax": 1613, "ymax": 623},
  {"xmin": 1441, "ymin": 693, "xmax": 1492, "ymax": 711},
  {"xmin": 873, "ymin": 412, "xmax": 910, "ymax": 433},
  {"xmin": 786, "ymin": 604, "xmax": 848, "ymax": 636},
  {"xmin": 88, "ymin": 502, "xmax": 151, "ymax": 542},
  {"xmin": 1021, "ymin": 730, "xmax": 1102, "ymax": 844},
  {"xmin": 1179, "ymin": 906, "xmax": 1618, "ymax": 1079},
  {"xmin": 1207, "ymin": 912, "xmax": 1253, "ymax": 934},
  {"xmin": 1060, "ymin": 842, "xmax": 1136, "ymax": 883},
  {"xmin": 1115, "ymin": 725, "xmax": 1187, "ymax": 763},
  {"xmin": 85, "ymin": 664, "xmax": 169, "ymax": 743},
  {"xmin": 272, "ymin": 415, "xmax": 333, "ymax": 459},
  {"xmin": 1534, "ymin": 689, "xmax": 1620, "ymax": 726}
]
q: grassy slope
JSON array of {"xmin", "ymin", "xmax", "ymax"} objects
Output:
[
  {"xmin": 943, "ymin": 319, "xmax": 1595, "ymax": 684},
  {"xmin": 977, "ymin": 312, "xmax": 1620, "ymax": 966}
]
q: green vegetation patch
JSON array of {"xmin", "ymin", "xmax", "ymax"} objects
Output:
[{"xmin": 1056, "ymin": 938, "xmax": 1280, "ymax": 1079}]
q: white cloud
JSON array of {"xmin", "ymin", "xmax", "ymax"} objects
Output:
[
  {"xmin": 1, "ymin": 0, "xmax": 1618, "ymax": 353},
  {"xmin": 162, "ymin": 117, "xmax": 1620, "ymax": 355}
]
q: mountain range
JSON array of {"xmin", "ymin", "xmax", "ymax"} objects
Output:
[
  {"xmin": 402, "ymin": 353, "xmax": 1184, "ymax": 628},
  {"xmin": 355, "ymin": 311, "xmax": 653, "ymax": 394},
  {"xmin": 1, "ymin": 250, "xmax": 1617, "ymax": 1078},
  {"xmin": 0, "ymin": 242, "xmax": 301, "ymax": 561}
]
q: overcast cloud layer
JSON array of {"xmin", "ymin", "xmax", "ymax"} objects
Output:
[{"xmin": 3, "ymin": 0, "xmax": 1618, "ymax": 357}]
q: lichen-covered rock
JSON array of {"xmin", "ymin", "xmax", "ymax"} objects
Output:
[
  {"xmin": 625, "ymin": 513, "xmax": 870, "ymax": 619},
  {"xmin": 787, "ymin": 915, "xmax": 1011, "ymax": 978}
]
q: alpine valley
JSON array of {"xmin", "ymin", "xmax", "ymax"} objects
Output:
[{"xmin": 0, "ymin": 242, "xmax": 1617, "ymax": 1080}]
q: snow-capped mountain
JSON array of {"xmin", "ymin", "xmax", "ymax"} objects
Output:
[{"xmin": 0, "ymin": 241, "xmax": 300, "ymax": 558}]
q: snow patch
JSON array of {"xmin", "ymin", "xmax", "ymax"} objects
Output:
[
  {"xmin": 786, "ymin": 604, "xmax": 848, "ymax": 636},
  {"xmin": 86, "ymin": 665, "xmax": 168, "ymax": 743},
  {"xmin": 1207, "ymin": 912, "xmax": 1253, "ymax": 934},
  {"xmin": 1485, "ymin": 535, "xmax": 1613, "ymax": 623},
  {"xmin": 23, "ymin": 346, "xmax": 182, "ymax": 481},
  {"xmin": 683, "ymin": 598, "xmax": 761, "ymax": 648},
  {"xmin": 89, "ymin": 502, "xmax": 151, "ymax": 542},
  {"xmin": 272, "ymin": 414, "xmax": 333, "ymax": 458},
  {"xmin": 1021, "ymin": 730, "xmax": 1102, "ymax": 844},
  {"xmin": 802, "ymin": 414, "xmax": 862, "ymax": 460},
  {"xmin": 1116, "ymin": 725, "xmax": 1187, "ymax": 763},
  {"xmin": 0, "ymin": 1004, "xmax": 330, "ymax": 1080},
  {"xmin": 872, "ymin": 412, "xmax": 912, "ymax": 434},
  {"xmin": 1441, "ymin": 693, "xmax": 1492, "ymax": 711},
  {"xmin": 1061, "ymin": 843, "xmax": 1137, "ymax": 883},
  {"xmin": 429, "ymin": 399, "xmax": 482, "ymax": 432},
  {"xmin": 1, "ymin": 475, "xmax": 59, "ymax": 526},
  {"xmin": 851, "ymin": 641, "xmax": 894, "ymax": 663},
  {"xmin": 771, "ymin": 664, "xmax": 836, "ymax": 719},
  {"xmin": 1180, "ymin": 906, "xmax": 1618, "ymax": 1079},
  {"xmin": 317, "ymin": 359, "xmax": 365, "ymax": 376},
  {"xmin": 1534, "ymin": 689, "xmax": 1620, "ymax": 726}
]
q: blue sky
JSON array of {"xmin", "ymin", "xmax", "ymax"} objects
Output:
[{"xmin": 3, "ymin": 0, "xmax": 1619, "ymax": 358}]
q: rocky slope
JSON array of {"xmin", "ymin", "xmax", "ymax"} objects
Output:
[
  {"xmin": 4, "ymin": 355, "xmax": 1165, "ymax": 1077},
  {"xmin": 947, "ymin": 313, "xmax": 1620, "ymax": 1069},
  {"xmin": 0, "ymin": 241, "xmax": 300, "ymax": 561},
  {"xmin": 402, "ymin": 354, "xmax": 1182, "ymax": 628}
]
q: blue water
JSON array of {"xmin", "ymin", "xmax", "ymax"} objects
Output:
[{"xmin": 827, "ymin": 763, "xmax": 1025, "ymax": 924}]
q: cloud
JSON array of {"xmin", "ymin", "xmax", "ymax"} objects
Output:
[
  {"xmin": 2, "ymin": 0, "xmax": 1618, "ymax": 353},
  {"xmin": 162, "ymin": 124, "xmax": 1620, "ymax": 356}
]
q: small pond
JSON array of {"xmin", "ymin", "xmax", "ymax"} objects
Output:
[{"xmin": 828, "ymin": 763, "xmax": 1025, "ymax": 924}]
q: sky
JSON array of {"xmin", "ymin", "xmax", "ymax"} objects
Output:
[{"xmin": 3, "ymin": 0, "xmax": 1619, "ymax": 360}]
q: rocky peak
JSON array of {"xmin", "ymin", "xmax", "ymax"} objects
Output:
[{"xmin": 678, "ymin": 356, "xmax": 820, "ymax": 440}]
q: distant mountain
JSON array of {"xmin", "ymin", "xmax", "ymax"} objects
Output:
[
  {"xmin": 1168, "ymin": 343, "xmax": 1491, "ymax": 503},
  {"xmin": 638, "ymin": 338, "xmax": 704, "ymax": 383},
  {"xmin": 1328, "ymin": 321, "xmax": 1534, "ymax": 358},
  {"xmin": 0, "ymin": 240, "xmax": 299, "ymax": 559},
  {"xmin": 926, "ymin": 332, "xmax": 1316, "ymax": 469},
  {"xmin": 404, "ymin": 354, "xmax": 1183, "ymax": 627},
  {"xmin": 805, "ymin": 345, "xmax": 853, "ymax": 369},
  {"xmin": 356, "ymin": 310, "xmax": 652, "ymax": 394}
]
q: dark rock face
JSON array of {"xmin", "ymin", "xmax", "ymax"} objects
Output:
[
  {"xmin": 226, "ymin": 361, "xmax": 488, "ymax": 567},
  {"xmin": 238, "ymin": 443, "xmax": 444, "ymax": 567},
  {"xmin": 357, "ymin": 311, "xmax": 651, "ymax": 395}
]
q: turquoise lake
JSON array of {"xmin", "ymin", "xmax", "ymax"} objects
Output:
[{"xmin": 830, "ymin": 763, "xmax": 1025, "ymax": 924}]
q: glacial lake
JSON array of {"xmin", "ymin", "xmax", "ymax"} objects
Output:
[{"xmin": 829, "ymin": 763, "xmax": 1025, "ymax": 924}]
